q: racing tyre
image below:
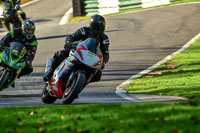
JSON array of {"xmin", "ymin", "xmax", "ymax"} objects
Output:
[
  {"xmin": 42, "ymin": 83, "xmax": 57, "ymax": 104},
  {"xmin": 62, "ymin": 71, "xmax": 86, "ymax": 104},
  {"xmin": 0, "ymin": 70, "xmax": 9, "ymax": 90}
]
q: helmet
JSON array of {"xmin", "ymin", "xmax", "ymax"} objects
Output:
[
  {"xmin": 89, "ymin": 14, "xmax": 105, "ymax": 34},
  {"xmin": 22, "ymin": 20, "xmax": 36, "ymax": 40}
]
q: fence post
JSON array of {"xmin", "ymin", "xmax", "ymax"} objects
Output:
[{"xmin": 72, "ymin": 0, "xmax": 85, "ymax": 17}]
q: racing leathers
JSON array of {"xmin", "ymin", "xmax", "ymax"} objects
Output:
[
  {"xmin": 0, "ymin": 28, "xmax": 38, "ymax": 78},
  {"xmin": 43, "ymin": 27, "xmax": 110, "ymax": 82},
  {"xmin": 0, "ymin": 0, "xmax": 26, "ymax": 20}
]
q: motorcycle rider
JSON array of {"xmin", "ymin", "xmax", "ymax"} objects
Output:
[
  {"xmin": 43, "ymin": 14, "xmax": 110, "ymax": 83},
  {"xmin": 0, "ymin": 19, "xmax": 38, "ymax": 87},
  {"xmin": 0, "ymin": 0, "xmax": 27, "ymax": 20}
]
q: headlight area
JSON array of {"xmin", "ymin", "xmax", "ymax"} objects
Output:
[
  {"xmin": 68, "ymin": 55, "xmax": 78, "ymax": 63},
  {"xmin": 3, "ymin": 52, "xmax": 9, "ymax": 63},
  {"xmin": 15, "ymin": 62, "xmax": 24, "ymax": 67}
]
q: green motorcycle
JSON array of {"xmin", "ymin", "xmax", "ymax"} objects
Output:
[{"xmin": 0, "ymin": 42, "xmax": 27, "ymax": 90}]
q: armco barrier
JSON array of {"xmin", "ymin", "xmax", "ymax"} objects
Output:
[
  {"xmin": 119, "ymin": 0, "xmax": 142, "ymax": 11},
  {"xmin": 141, "ymin": 0, "xmax": 170, "ymax": 8},
  {"xmin": 84, "ymin": 0, "xmax": 120, "ymax": 16},
  {"xmin": 73, "ymin": 0, "xmax": 181, "ymax": 16},
  {"xmin": 72, "ymin": 0, "xmax": 85, "ymax": 17},
  {"xmin": 84, "ymin": 0, "xmax": 99, "ymax": 16}
]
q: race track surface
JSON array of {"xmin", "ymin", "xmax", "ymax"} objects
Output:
[{"xmin": 1, "ymin": 1, "xmax": 200, "ymax": 107}]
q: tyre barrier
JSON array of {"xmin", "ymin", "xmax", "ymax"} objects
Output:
[{"xmin": 73, "ymin": 0, "xmax": 181, "ymax": 16}]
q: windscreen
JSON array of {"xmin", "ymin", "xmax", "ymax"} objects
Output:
[
  {"xmin": 83, "ymin": 38, "xmax": 99, "ymax": 54},
  {"xmin": 1, "ymin": 2, "xmax": 12, "ymax": 10},
  {"xmin": 10, "ymin": 42, "xmax": 27, "ymax": 57}
]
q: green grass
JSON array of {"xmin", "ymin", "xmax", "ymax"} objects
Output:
[
  {"xmin": 0, "ymin": 1, "xmax": 200, "ymax": 132},
  {"xmin": 0, "ymin": 37, "xmax": 200, "ymax": 132},
  {"xmin": 70, "ymin": 0, "xmax": 200, "ymax": 23},
  {"xmin": 125, "ymin": 38, "xmax": 200, "ymax": 104},
  {"xmin": 0, "ymin": 104, "xmax": 199, "ymax": 133}
]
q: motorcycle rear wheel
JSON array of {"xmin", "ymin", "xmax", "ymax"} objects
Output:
[
  {"xmin": 42, "ymin": 83, "xmax": 57, "ymax": 104},
  {"xmin": 62, "ymin": 71, "xmax": 86, "ymax": 104}
]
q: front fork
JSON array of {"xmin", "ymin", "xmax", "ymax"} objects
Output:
[
  {"xmin": 82, "ymin": 70, "xmax": 98, "ymax": 89},
  {"xmin": 65, "ymin": 70, "xmax": 93, "ymax": 94}
]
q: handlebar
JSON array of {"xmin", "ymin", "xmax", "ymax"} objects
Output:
[{"xmin": 0, "ymin": 46, "xmax": 9, "ymax": 50}]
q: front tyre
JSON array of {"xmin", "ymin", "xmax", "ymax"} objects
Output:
[
  {"xmin": 0, "ymin": 70, "xmax": 9, "ymax": 90},
  {"xmin": 42, "ymin": 83, "xmax": 57, "ymax": 104},
  {"xmin": 62, "ymin": 71, "xmax": 86, "ymax": 104}
]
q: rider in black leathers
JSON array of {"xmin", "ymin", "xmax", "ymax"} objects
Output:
[
  {"xmin": 43, "ymin": 14, "xmax": 110, "ymax": 82},
  {"xmin": 0, "ymin": 0, "xmax": 26, "ymax": 20}
]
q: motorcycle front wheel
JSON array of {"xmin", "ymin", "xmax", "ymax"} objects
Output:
[
  {"xmin": 62, "ymin": 71, "xmax": 86, "ymax": 104},
  {"xmin": 42, "ymin": 83, "xmax": 57, "ymax": 104},
  {"xmin": 0, "ymin": 69, "xmax": 9, "ymax": 90}
]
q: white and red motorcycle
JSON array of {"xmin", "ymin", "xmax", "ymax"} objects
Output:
[{"xmin": 42, "ymin": 38, "xmax": 103, "ymax": 104}]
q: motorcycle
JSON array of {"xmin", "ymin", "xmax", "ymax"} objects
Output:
[
  {"xmin": 0, "ymin": 2, "xmax": 22, "ymax": 31},
  {"xmin": 0, "ymin": 42, "xmax": 27, "ymax": 90},
  {"xmin": 42, "ymin": 38, "xmax": 104, "ymax": 104}
]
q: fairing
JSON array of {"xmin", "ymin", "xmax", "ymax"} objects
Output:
[
  {"xmin": 50, "ymin": 59, "xmax": 74, "ymax": 98},
  {"xmin": 49, "ymin": 38, "xmax": 103, "ymax": 98},
  {"xmin": 0, "ymin": 42, "xmax": 27, "ymax": 70},
  {"xmin": 74, "ymin": 38, "xmax": 103, "ymax": 69}
]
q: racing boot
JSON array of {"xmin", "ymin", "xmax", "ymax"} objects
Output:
[
  {"xmin": 43, "ymin": 68, "xmax": 54, "ymax": 81},
  {"xmin": 11, "ymin": 82, "xmax": 15, "ymax": 88},
  {"xmin": 20, "ymin": 12, "xmax": 27, "ymax": 21},
  {"xmin": 17, "ymin": 65, "xmax": 33, "ymax": 79}
]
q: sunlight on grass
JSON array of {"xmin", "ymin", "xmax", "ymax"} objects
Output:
[{"xmin": 126, "ymin": 38, "xmax": 200, "ymax": 103}]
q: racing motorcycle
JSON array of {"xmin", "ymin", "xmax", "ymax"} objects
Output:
[
  {"xmin": 0, "ymin": 2, "xmax": 22, "ymax": 31},
  {"xmin": 0, "ymin": 42, "xmax": 27, "ymax": 90},
  {"xmin": 42, "ymin": 38, "xmax": 104, "ymax": 104}
]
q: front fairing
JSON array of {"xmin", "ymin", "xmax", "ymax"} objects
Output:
[
  {"xmin": 50, "ymin": 58, "xmax": 74, "ymax": 98},
  {"xmin": 53, "ymin": 58, "xmax": 74, "ymax": 83},
  {"xmin": 0, "ymin": 49, "xmax": 26, "ymax": 70},
  {"xmin": 74, "ymin": 40, "xmax": 103, "ymax": 69}
]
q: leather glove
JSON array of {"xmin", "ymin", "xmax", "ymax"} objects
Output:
[
  {"xmin": 25, "ymin": 58, "xmax": 32, "ymax": 66},
  {"xmin": 15, "ymin": 4, "xmax": 20, "ymax": 10},
  {"xmin": 64, "ymin": 40, "xmax": 72, "ymax": 50},
  {"xmin": 101, "ymin": 62, "xmax": 105, "ymax": 70}
]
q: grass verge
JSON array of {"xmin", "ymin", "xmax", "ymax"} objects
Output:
[
  {"xmin": 0, "ymin": 38, "xmax": 200, "ymax": 132},
  {"xmin": 0, "ymin": 104, "xmax": 199, "ymax": 133},
  {"xmin": 0, "ymin": 1, "xmax": 200, "ymax": 133},
  {"xmin": 125, "ymin": 38, "xmax": 200, "ymax": 104}
]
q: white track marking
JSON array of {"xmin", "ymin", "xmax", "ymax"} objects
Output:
[
  {"xmin": 116, "ymin": 32, "xmax": 200, "ymax": 102},
  {"xmin": 59, "ymin": 8, "xmax": 73, "ymax": 25}
]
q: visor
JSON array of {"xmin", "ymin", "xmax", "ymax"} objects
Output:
[{"xmin": 24, "ymin": 28, "xmax": 34, "ymax": 34}]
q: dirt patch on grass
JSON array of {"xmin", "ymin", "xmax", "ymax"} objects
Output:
[
  {"xmin": 166, "ymin": 62, "xmax": 177, "ymax": 69},
  {"xmin": 21, "ymin": 0, "xmax": 32, "ymax": 4},
  {"xmin": 144, "ymin": 62, "xmax": 178, "ymax": 78}
]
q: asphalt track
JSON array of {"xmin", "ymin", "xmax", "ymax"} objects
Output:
[{"xmin": 1, "ymin": 1, "xmax": 200, "ymax": 107}]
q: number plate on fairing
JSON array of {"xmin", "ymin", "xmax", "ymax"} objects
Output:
[{"xmin": 53, "ymin": 58, "xmax": 74, "ymax": 84}]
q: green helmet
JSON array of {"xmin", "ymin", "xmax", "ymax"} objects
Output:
[{"xmin": 22, "ymin": 20, "xmax": 36, "ymax": 40}]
